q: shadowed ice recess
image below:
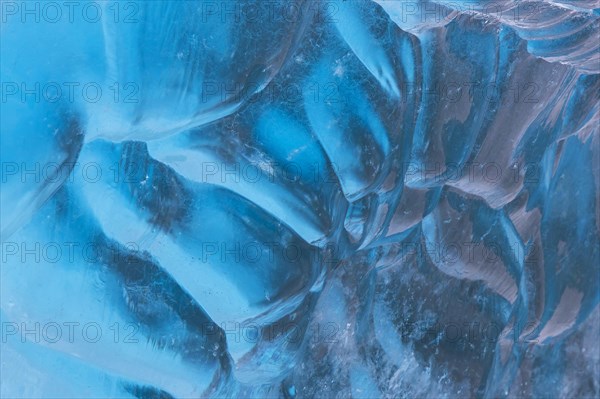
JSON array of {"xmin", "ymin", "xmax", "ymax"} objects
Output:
[{"xmin": 1, "ymin": 0, "xmax": 599, "ymax": 398}]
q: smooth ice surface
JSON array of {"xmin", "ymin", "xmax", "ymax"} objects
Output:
[{"xmin": 1, "ymin": 1, "xmax": 599, "ymax": 398}]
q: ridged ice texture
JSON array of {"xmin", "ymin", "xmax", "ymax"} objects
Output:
[{"xmin": 1, "ymin": 1, "xmax": 599, "ymax": 398}]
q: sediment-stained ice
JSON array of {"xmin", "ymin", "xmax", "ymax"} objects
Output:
[{"xmin": 1, "ymin": 1, "xmax": 599, "ymax": 398}]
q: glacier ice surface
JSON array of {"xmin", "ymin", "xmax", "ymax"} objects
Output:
[{"xmin": 1, "ymin": 0, "xmax": 599, "ymax": 398}]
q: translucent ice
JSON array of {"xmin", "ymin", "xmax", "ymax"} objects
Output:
[{"xmin": 1, "ymin": 1, "xmax": 599, "ymax": 398}]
